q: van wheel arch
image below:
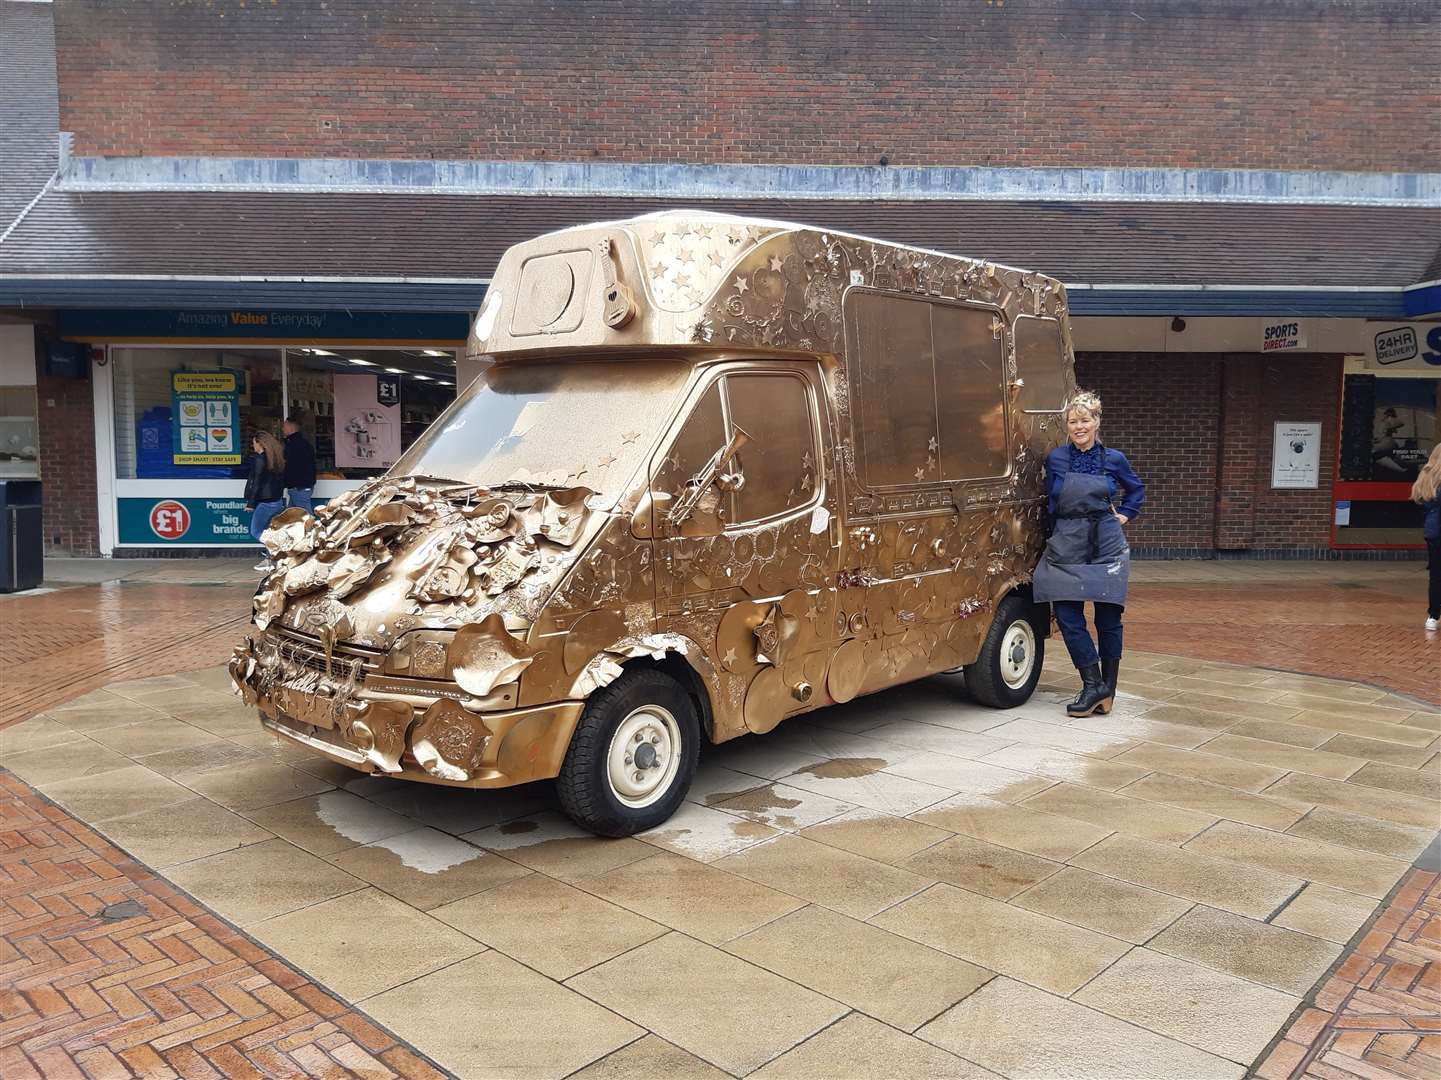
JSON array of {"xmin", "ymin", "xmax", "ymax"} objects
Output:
[{"xmin": 622, "ymin": 653, "xmax": 716, "ymax": 745}]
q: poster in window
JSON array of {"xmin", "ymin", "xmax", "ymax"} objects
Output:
[
  {"xmin": 333, "ymin": 373, "xmax": 401, "ymax": 468},
  {"xmin": 171, "ymin": 370, "xmax": 241, "ymax": 465},
  {"xmin": 1271, "ymin": 422, "xmax": 1321, "ymax": 489}
]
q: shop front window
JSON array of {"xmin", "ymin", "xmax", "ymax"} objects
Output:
[
  {"xmin": 1337, "ymin": 371, "xmax": 1441, "ymax": 546},
  {"xmin": 112, "ymin": 347, "xmax": 283, "ymax": 480},
  {"xmin": 110, "ymin": 346, "xmax": 459, "ymax": 483},
  {"xmin": 0, "ymin": 327, "xmax": 39, "ymax": 479},
  {"xmin": 284, "ymin": 348, "xmax": 458, "ymax": 480}
]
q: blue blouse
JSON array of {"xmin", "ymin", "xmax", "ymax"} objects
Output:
[{"xmin": 1044, "ymin": 442, "xmax": 1146, "ymax": 521}]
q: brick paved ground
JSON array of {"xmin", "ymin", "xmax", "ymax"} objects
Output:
[
  {"xmin": 0, "ymin": 770, "xmax": 447, "ymax": 1079},
  {"xmin": 1255, "ymin": 868, "xmax": 1441, "ymax": 1080},
  {"xmin": 1127, "ymin": 573, "xmax": 1439, "ymax": 706},
  {"xmin": 0, "ymin": 582, "xmax": 252, "ymax": 727}
]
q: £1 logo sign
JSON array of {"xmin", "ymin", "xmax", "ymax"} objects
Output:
[{"xmin": 149, "ymin": 500, "xmax": 191, "ymax": 540}]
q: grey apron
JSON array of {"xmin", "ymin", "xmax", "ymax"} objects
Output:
[{"xmin": 1032, "ymin": 471, "xmax": 1130, "ymax": 605}]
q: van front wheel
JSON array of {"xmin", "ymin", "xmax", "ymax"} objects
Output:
[
  {"xmin": 964, "ymin": 596, "xmax": 1044, "ymax": 708},
  {"xmin": 556, "ymin": 669, "xmax": 700, "ymax": 837}
]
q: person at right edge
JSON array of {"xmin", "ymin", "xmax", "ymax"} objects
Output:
[
  {"xmin": 1412, "ymin": 443, "xmax": 1441, "ymax": 632},
  {"xmin": 1031, "ymin": 390, "xmax": 1146, "ymax": 717}
]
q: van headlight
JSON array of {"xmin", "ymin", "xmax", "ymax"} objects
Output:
[{"xmin": 384, "ymin": 630, "xmax": 455, "ymax": 680}]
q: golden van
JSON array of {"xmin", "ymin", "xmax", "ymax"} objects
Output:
[{"xmin": 231, "ymin": 211, "xmax": 1077, "ymax": 835}]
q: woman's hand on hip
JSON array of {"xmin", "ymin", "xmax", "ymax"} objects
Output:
[{"xmin": 1113, "ymin": 511, "xmax": 1130, "ymax": 525}]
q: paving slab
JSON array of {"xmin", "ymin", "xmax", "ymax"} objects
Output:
[
  {"xmin": 1146, "ymin": 904, "xmax": 1342, "ymax": 994},
  {"xmin": 872, "ymin": 883, "xmax": 1131, "ymax": 995},
  {"xmin": 753, "ymin": 1013, "xmax": 999, "ymax": 1079},
  {"xmin": 569, "ymin": 1035, "xmax": 731, "ymax": 1080},
  {"xmin": 918, "ymin": 977, "xmax": 1244, "ymax": 1080},
  {"xmin": 1070, "ymin": 833, "xmax": 1303, "ymax": 919},
  {"xmin": 1010, "ymin": 865, "xmax": 1193, "ymax": 944},
  {"xmin": 251, "ymin": 887, "xmax": 484, "ymax": 1002},
  {"xmin": 1019, "ymin": 781, "xmax": 1217, "ymax": 843},
  {"xmin": 1072, "ymin": 947, "xmax": 1299, "ymax": 1065},
  {"xmin": 898, "ymin": 833, "xmax": 1063, "ymax": 901},
  {"xmin": 1183, "ymin": 820, "xmax": 1410, "ymax": 898},
  {"xmin": 565, "ymin": 932, "xmax": 847, "ymax": 1077},
  {"xmin": 327, "ymin": 826, "xmax": 532, "ymax": 909},
  {"xmin": 1271, "ymin": 882, "xmax": 1386, "ymax": 944},
  {"xmin": 431, "ymin": 872, "xmax": 666, "ymax": 980},
  {"xmin": 716, "ymin": 833, "xmax": 932, "ymax": 919},
  {"xmin": 365, "ymin": 950, "xmax": 641, "ymax": 1078},
  {"xmin": 799, "ymin": 806, "xmax": 953, "ymax": 863},
  {"xmin": 165, "ymin": 837, "xmax": 365, "ymax": 926},
  {"xmin": 907, "ymin": 790, "xmax": 1113, "ymax": 860},
  {"xmin": 726, "ymin": 905, "xmax": 992, "ymax": 1031},
  {"xmin": 581, "ymin": 851, "xmax": 806, "ymax": 945}
]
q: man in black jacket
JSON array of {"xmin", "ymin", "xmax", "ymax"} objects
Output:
[{"xmin": 282, "ymin": 411, "xmax": 317, "ymax": 512}]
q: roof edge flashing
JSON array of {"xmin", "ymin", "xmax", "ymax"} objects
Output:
[{"xmin": 53, "ymin": 158, "xmax": 1441, "ymax": 208}]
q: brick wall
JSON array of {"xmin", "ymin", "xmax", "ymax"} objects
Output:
[
  {"xmin": 36, "ymin": 359, "xmax": 99, "ymax": 556},
  {"xmin": 1250, "ymin": 354, "xmax": 1342, "ymax": 550},
  {"xmin": 53, "ymin": 0, "xmax": 1439, "ymax": 171},
  {"xmin": 1075, "ymin": 352, "xmax": 1342, "ymax": 554}
]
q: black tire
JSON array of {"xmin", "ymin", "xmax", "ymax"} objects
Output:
[
  {"xmin": 556, "ymin": 668, "xmax": 700, "ymax": 837},
  {"xmin": 964, "ymin": 594, "xmax": 1045, "ymax": 708}
]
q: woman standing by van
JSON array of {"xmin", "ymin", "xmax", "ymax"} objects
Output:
[
  {"xmin": 1412, "ymin": 444, "xmax": 1441, "ymax": 631},
  {"xmin": 1031, "ymin": 390, "xmax": 1145, "ymax": 717},
  {"xmin": 244, "ymin": 431, "xmax": 287, "ymax": 571}
]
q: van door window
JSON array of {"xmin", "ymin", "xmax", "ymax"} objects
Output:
[
  {"xmin": 656, "ymin": 381, "xmax": 730, "ymax": 527},
  {"xmin": 933, "ymin": 304, "xmax": 1009, "ymax": 479},
  {"xmin": 1013, "ymin": 317, "xmax": 1067, "ymax": 412},
  {"xmin": 724, "ymin": 372, "xmax": 818, "ymax": 524}
]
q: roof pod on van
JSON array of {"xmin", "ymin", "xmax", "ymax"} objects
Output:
[{"xmin": 469, "ymin": 211, "xmax": 1069, "ymax": 364}]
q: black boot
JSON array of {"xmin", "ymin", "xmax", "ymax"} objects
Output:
[
  {"xmin": 1101, "ymin": 657, "xmax": 1121, "ymax": 700},
  {"xmin": 1067, "ymin": 663, "xmax": 1113, "ymax": 717}
]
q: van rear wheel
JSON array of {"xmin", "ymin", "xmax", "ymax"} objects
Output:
[
  {"xmin": 556, "ymin": 669, "xmax": 700, "ymax": 837},
  {"xmin": 964, "ymin": 595, "xmax": 1044, "ymax": 708}
]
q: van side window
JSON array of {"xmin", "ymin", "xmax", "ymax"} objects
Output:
[
  {"xmin": 657, "ymin": 381, "xmax": 729, "ymax": 523},
  {"xmin": 1013, "ymin": 317, "xmax": 1067, "ymax": 412},
  {"xmin": 725, "ymin": 372, "xmax": 817, "ymax": 523},
  {"xmin": 848, "ymin": 292, "xmax": 937, "ymax": 487},
  {"xmin": 933, "ymin": 304, "xmax": 1009, "ymax": 479},
  {"xmin": 846, "ymin": 292, "xmax": 1010, "ymax": 487}
]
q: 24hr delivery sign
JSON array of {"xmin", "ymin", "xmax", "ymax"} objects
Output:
[{"xmin": 172, "ymin": 370, "xmax": 241, "ymax": 465}]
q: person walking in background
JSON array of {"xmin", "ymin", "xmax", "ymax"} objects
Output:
[
  {"xmin": 282, "ymin": 411, "xmax": 317, "ymax": 513},
  {"xmin": 1031, "ymin": 390, "xmax": 1146, "ymax": 717},
  {"xmin": 244, "ymin": 431, "xmax": 287, "ymax": 572},
  {"xmin": 1412, "ymin": 443, "xmax": 1441, "ymax": 631}
]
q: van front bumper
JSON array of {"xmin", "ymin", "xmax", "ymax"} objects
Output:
[{"xmin": 231, "ymin": 633, "xmax": 585, "ymax": 788}]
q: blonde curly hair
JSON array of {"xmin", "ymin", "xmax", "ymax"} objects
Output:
[{"xmin": 1064, "ymin": 390, "xmax": 1102, "ymax": 421}]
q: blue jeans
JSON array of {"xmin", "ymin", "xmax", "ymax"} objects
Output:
[
  {"xmin": 1053, "ymin": 600, "xmax": 1124, "ymax": 668},
  {"xmin": 286, "ymin": 488, "xmax": 313, "ymax": 513},
  {"xmin": 250, "ymin": 499, "xmax": 285, "ymax": 543}
]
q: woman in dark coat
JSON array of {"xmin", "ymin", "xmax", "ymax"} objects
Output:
[
  {"xmin": 1031, "ymin": 390, "xmax": 1146, "ymax": 716},
  {"xmin": 244, "ymin": 431, "xmax": 287, "ymax": 571}
]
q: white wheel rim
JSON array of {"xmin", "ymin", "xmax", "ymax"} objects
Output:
[
  {"xmin": 606, "ymin": 705, "xmax": 682, "ymax": 809},
  {"xmin": 999, "ymin": 620, "xmax": 1036, "ymax": 690}
]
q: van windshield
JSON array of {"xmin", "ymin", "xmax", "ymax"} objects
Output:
[{"xmin": 390, "ymin": 359, "xmax": 692, "ymax": 505}]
